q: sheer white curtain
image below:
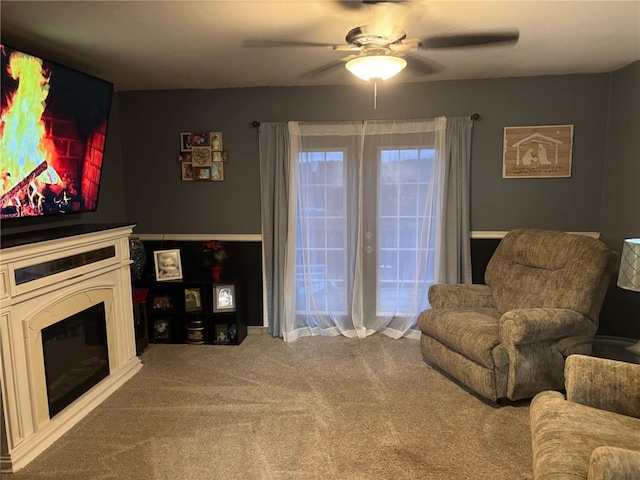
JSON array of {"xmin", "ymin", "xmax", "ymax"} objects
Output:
[{"xmin": 282, "ymin": 118, "xmax": 448, "ymax": 342}]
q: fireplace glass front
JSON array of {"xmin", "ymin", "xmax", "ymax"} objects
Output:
[{"xmin": 42, "ymin": 302, "xmax": 110, "ymax": 418}]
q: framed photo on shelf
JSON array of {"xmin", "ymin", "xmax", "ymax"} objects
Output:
[
  {"xmin": 214, "ymin": 324, "xmax": 230, "ymax": 344},
  {"xmin": 181, "ymin": 162, "xmax": 194, "ymax": 181},
  {"xmin": 194, "ymin": 166, "xmax": 211, "ymax": 181},
  {"xmin": 153, "ymin": 249, "xmax": 183, "ymax": 281},
  {"xmin": 180, "ymin": 132, "xmax": 192, "ymax": 152},
  {"xmin": 153, "ymin": 317, "xmax": 171, "ymax": 342},
  {"xmin": 184, "ymin": 287, "xmax": 202, "ymax": 312},
  {"xmin": 211, "ymin": 162, "xmax": 224, "ymax": 181},
  {"xmin": 191, "ymin": 132, "xmax": 210, "ymax": 147},
  {"xmin": 213, "ymin": 284, "xmax": 236, "ymax": 312},
  {"xmin": 151, "ymin": 294, "xmax": 173, "ymax": 311},
  {"xmin": 209, "ymin": 131, "xmax": 223, "ymax": 150}
]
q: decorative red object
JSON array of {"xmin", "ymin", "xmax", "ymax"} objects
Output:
[
  {"xmin": 132, "ymin": 288, "xmax": 149, "ymax": 305},
  {"xmin": 211, "ymin": 266, "xmax": 223, "ymax": 282}
]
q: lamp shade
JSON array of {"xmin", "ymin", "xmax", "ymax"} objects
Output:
[
  {"xmin": 345, "ymin": 55, "xmax": 407, "ymax": 81},
  {"xmin": 617, "ymin": 238, "xmax": 640, "ymax": 292}
]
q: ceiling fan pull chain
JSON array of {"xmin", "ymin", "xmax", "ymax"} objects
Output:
[{"xmin": 374, "ymin": 81, "xmax": 377, "ymax": 110}]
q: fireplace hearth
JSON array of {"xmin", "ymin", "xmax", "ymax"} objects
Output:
[{"xmin": 0, "ymin": 224, "xmax": 143, "ymax": 473}]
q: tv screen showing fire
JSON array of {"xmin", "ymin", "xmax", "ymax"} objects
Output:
[{"xmin": 0, "ymin": 45, "xmax": 113, "ymax": 220}]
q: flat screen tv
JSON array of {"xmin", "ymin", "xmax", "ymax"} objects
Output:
[{"xmin": 0, "ymin": 44, "xmax": 113, "ymax": 220}]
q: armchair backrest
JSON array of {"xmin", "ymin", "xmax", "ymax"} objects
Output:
[
  {"xmin": 485, "ymin": 229, "xmax": 615, "ymax": 321},
  {"xmin": 565, "ymin": 354, "xmax": 640, "ymax": 418}
]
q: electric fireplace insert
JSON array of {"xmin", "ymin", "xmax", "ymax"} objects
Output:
[{"xmin": 42, "ymin": 302, "xmax": 109, "ymax": 418}]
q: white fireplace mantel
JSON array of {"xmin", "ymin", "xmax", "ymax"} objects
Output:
[{"xmin": 0, "ymin": 223, "xmax": 143, "ymax": 473}]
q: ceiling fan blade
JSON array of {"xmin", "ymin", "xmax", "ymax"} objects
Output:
[
  {"xmin": 418, "ymin": 29, "xmax": 520, "ymax": 49},
  {"xmin": 404, "ymin": 53, "xmax": 443, "ymax": 75},
  {"xmin": 336, "ymin": 0, "xmax": 410, "ymax": 10},
  {"xmin": 300, "ymin": 55, "xmax": 356, "ymax": 78},
  {"xmin": 243, "ymin": 39, "xmax": 339, "ymax": 48}
]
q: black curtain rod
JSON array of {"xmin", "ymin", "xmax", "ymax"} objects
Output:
[{"xmin": 251, "ymin": 114, "xmax": 480, "ymax": 127}]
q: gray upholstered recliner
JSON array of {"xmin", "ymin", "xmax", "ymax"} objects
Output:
[
  {"xmin": 530, "ymin": 354, "xmax": 640, "ymax": 479},
  {"xmin": 417, "ymin": 228, "xmax": 616, "ymax": 402}
]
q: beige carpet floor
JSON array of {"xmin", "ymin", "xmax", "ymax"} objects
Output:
[{"xmin": 7, "ymin": 330, "xmax": 533, "ymax": 479}]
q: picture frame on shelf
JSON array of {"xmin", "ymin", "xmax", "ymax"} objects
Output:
[
  {"xmin": 213, "ymin": 284, "xmax": 236, "ymax": 312},
  {"xmin": 191, "ymin": 132, "xmax": 210, "ymax": 147},
  {"xmin": 180, "ymin": 132, "xmax": 192, "ymax": 152},
  {"xmin": 214, "ymin": 324, "xmax": 230, "ymax": 344},
  {"xmin": 151, "ymin": 294, "xmax": 173, "ymax": 311},
  {"xmin": 153, "ymin": 317, "xmax": 171, "ymax": 342},
  {"xmin": 210, "ymin": 131, "xmax": 223, "ymax": 150},
  {"xmin": 194, "ymin": 166, "xmax": 211, "ymax": 181},
  {"xmin": 184, "ymin": 287, "xmax": 202, "ymax": 312},
  {"xmin": 181, "ymin": 162, "xmax": 194, "ymax": 181},
  {"xmin": 211, "ymin": 162, "xmax": 224, "ymax": 181},
  {"xmin": 153, "ymin": 249, "xmax": 183, "ymax": 281}
]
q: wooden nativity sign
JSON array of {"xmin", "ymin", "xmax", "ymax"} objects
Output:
[{"xmin": 502, "ymin": 124, "xmax": 574, "ymax": 178}]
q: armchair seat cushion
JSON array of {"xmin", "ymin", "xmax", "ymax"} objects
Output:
[
  {"xmin": 418, "ymin": 307, "xmax": 506, "ymax": 368},
  {"xmin": 530, "ymin": 389, "xmax": 640, "ymax": 479}
]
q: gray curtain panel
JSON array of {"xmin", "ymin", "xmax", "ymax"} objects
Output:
[
  {"xmin": 441, "ymin": 117, "xmax": 473, "ymax": 284},
  {"xmin": 258, "ymin": 122, "xmax": 290, "ymax": 337}
]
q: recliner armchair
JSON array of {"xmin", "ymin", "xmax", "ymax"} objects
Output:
[{"xmin": 417, "ymin": 228, "xmax": 616, "ymax": 402}]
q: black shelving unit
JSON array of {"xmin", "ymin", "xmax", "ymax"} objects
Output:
[{"xmin": 136, "ymin": 278, "xmax": 247, "ymax": 346}]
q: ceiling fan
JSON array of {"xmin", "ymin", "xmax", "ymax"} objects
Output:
[{"xmin": 244, "ymin": 0, "xmax": 520, "ymax": 82}]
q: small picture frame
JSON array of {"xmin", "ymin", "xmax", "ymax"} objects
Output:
[
  {"xmin": 178, "ymin": 151, "xmax": 192, "ymax": 163},
  {"xmin": 213, "ymin": 284, "xmax": 236, "ymax": 312},
  {"xmin": 151, "ymin": 294, "xmax": 173, "ymax": 311},
  {"xmin": 153, "ymin": 249, "xmax": 183, "ymax": 281},
  {"xmin": 209, "ymin": 132, "xmax": 223, "ymax": 150},
  {"xmin": 153, "ymin": 317, "xmax": 171, "ymax": 342},
  {"xmin": 221, "ymin": 150, "xmax": 229, "ymax": 163},
  {"xmin": 211, "ymin": 162, "xmax": 224, "ymax": 181},
  {"xmin": 214, "ymin": 324, "xmax": 230, "ymax": 344},
  {"xmin": 184, "ymin": 287, "xmax": 202, "ymax": 312},
  {"xmin": 211, "ymin": 150, "xmax": 223, "ymax": 163},
  {"xmin": 194, "ymin": 166, "xmax": 211, "ymax": 181},
  {"xmin": 180, "ymin": 132, "xmax": 192, "ymax": 152},
  {"xmin": 181, "ymin": 162, "xmax": 194, "ymax": 181},
  {"xmin": 191, "ymin": 132, "xmax": 210, "ymax": 147}
]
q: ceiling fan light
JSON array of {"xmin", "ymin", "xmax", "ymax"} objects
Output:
[{"xmin": 345, "ymin": 55, "xmax": 407, "ymax": 81}]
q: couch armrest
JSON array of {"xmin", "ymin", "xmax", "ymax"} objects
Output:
[
  {"xmin": 427, "ymin": 284, "xmax": 494, "ymax": 309},
  {"xmin": 499, "ymin": 308, "xmax": 595, "ymax": 345},
  {"xmin": 588, "ymin": 446, "xmax": 640, "ymax": 480},
  {"xmin": 565, "ymin": 354, "xmax": 640, "ymax": 418}
]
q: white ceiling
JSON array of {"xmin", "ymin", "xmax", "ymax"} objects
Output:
[{"xmin": 2, "ymin": 1, "xmax": 639, "ymax": 92}]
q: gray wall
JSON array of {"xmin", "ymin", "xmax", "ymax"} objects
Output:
[
  {"xmin": 599, "ymin": 60, "xmax": 640, "ymax": 338},
  {"xmin": 118, "ymin": 73, "xmax": 611, "ymax": 234}
]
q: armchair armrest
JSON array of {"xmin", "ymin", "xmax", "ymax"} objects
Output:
[
  {"xmin": 428, "ymin": 284, "xmax": 494, "ymax": 309},
  {"xmin": 499, "ymin": 308, "xmax": 595, "ymax": 345},
  {"xmin": 588, "ymin": 446, "xmax": 640, "ymax": 480},
  {"xmin": 565, "ymin": 354, "xmax": 640, "ymax": 418}
]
